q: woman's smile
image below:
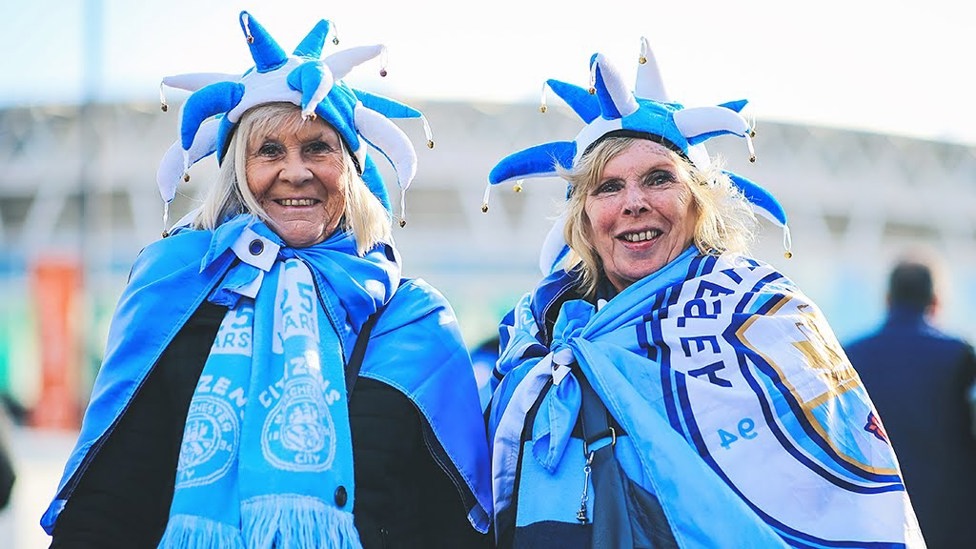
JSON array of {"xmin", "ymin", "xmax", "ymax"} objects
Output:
[
  {"xmin": 584, "ymin": 140, "xmax": 697, "ymax": 292},
  {"xmin": 245, "ymin": 111, "xmax": 347, "ymax": 248}
]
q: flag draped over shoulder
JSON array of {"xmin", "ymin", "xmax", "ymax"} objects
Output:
[{"xmin": 489, "ymin": 248, "xmax": 924, "ymax": 548}]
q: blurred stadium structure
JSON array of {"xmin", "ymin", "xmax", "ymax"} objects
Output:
[
  {"xmin": 2, "ymin": 95, "xmax": 976, "ymax": 549},
  {"xmin": 4, "ymin": 7, "xmax": 974, "ymax": 548},
  {"xmin": 0, "ymin": 99, "xmax": 975, "ymax": 422}
]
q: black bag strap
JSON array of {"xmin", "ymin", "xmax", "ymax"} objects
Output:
[
  {"xmin": 577, "ymin": 371, "xmax": 615, "ymax": 456},
  {"xmin": 345, "ymin": 304, "xmax": 386, "ymax": 399},
  {"xmin": 577, "ymin": 371, "xmax": 633, "ymax": 549}
]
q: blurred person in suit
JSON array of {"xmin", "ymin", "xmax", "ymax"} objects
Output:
[
  {"xmin": 845, "ymin": 252, "xmax": 976, "ymax": 548},
  {"xmin": 0, "ymin": 402, "xmax": 14, "ymax": 512}
]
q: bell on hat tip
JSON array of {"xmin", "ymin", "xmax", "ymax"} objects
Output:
[
  {"xmin": 398, "ymin": 218, "xmax": 407, "ymax": 228},
  {"xmin": 332, "ymin": 36, "xmax": 339, "ymax": 45},
  {"xmin": 784, "ymin": 251, "xmax": 793, "ymax": 259},
  {"xmin": 481, "ymin": 203, "xmax": 489, "ymax": 213},
  {"xmin": 426, "ymin": 140, "xmax": 434, "ymax": 149},
  {"xmin": 749, "ymin": 155, "xmax": 756, "ymax": 163},
  {"xmin": 539, "ymin": 105, "xmax": 548, "ymax": 114},
  {"xmin": 639, "ymin": 55, "xmax": 647, "ymax": 64},
  {"xmin": 182, "ymin": 173, "xmax": 191, "ymax": 183},
  {"xmin": 588, "ymin": 86, "xmax": 595, "ymax": 94},
  {"xmin": 513, "ymin": 182, "xmax": 523, "ymax": 193},
  {"xmin": 379, "ymin": 68, "xmax": 388, "ymax": 77},
  {"xmin": 246, "ymin": 35, "xmax": 254, "ymax": 44},
  {"xmin": 160, "ymin": 103, "xmax": 168, "ymax": 113}
]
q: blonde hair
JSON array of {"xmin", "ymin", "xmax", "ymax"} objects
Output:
[
  {"xmin": 560, "ymin": 136, "xmax": 758, "ymax": 297},
  {"xmin": 193, "ymin": 103, "xmax": 392, "ymax": 255}
]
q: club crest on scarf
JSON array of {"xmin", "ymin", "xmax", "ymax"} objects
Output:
[
  {"xmin": 178, "ymin": 393, "xmax": 241, "ymax": 488},
  {"xmin": 162, "ymin": 244, "xmax": 359, "ymax": 546},
  {"xmin": 658, "ymin": 261, "xmax": 895, "ymax": 476},
  {"xmin": 176, "ymin": 305, "xmax": 253, "ymax": 489},
  {"xmin": 262, "ymin": 260, "xmax": 340, "ymax": 471},
  {"xmin": 176, "ymin": 303, "xmax": 254, "ymax": 489},
  {"xmin": 174, "ymin": 259, "xmax": 347, "ymax": 481}
]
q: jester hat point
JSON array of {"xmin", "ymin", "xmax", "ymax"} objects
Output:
[
  {"xmin": 156, "ymin": 10, "xmax": 433, "ymax": 227},
  {"xmin": 486, "ymin": 38, "xmax": 791, "ymax": 272}
]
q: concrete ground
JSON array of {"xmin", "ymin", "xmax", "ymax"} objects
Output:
[{"xmin": 0, "ymin": 426, "xmax": 77, "ymax": 549}]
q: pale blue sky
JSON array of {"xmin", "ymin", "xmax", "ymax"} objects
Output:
[{"xmin": 2, "ymin": 0, "xmax": 973, "ymax": 145}]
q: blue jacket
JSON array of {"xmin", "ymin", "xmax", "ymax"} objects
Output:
[{"xmin": 41, "ymin": 228, "xmax": 492, "ymax": 535}]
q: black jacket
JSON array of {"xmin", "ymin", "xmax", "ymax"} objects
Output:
[
  {"xmin": 50, "ymin": 301, "xmax": 487, "ymax": 548},
  {"xmin": 0, "ymin": 404, "xmax": 14, "ymax": 512}
]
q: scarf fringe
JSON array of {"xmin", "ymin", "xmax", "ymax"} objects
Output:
[
  {"xmin": 241, "ymin": 494, "xmax": 362, "ymax": 548},
  {"xmin": 158, "ymin": 514, "xmax": 246, "ymax": 548}
]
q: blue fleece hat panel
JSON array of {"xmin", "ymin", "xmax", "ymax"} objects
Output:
[
  {"xmin": 544, "ymin": 79, "xmax": 601, "ymax": 123},
  {"xmin": 353, "ymin": 89, "xmax": 423, "ymax": 120},
  {"xmin": 488, "ymin": 142, "xmax": 576, "ymax": 186},
  {"xmin": 179, "ymin": 82, "xmax": 244, "ymax": 152},
  {"xmin": 725, "ymin": 172, "xmax": 787, "ymax": 227}
]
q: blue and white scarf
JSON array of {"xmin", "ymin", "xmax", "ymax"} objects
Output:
[
  {"xmin": 489, "ymin": 247, "xmax": 924, "ymax": 547},
  {"xmin": 159, "ymin": 216, "xmax": 398, "ymax": 548}
]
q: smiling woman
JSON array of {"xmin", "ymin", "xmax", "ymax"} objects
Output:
[
  {"xmin": 42, "ymin": 11, "xmax": 491, "ymax": 548},
  {"xmin": 190, "ymin": 101, "xmax": 395, "ymax": 258},
  {"xmin": 241, "ymin": 105, "xmax": 350, "ymax": 248},
  {"xmin": 576, "ymin": 140, "xmax": 697, "ymax": 292},
  {"xmin": 566, "ymin": 139, "xmax": 701, "ymax": 295},
  {"xmin": 485, "ymin": 39, "xmax": 924, "ymax": 548}
]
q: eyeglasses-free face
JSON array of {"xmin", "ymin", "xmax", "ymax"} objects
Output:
[
  {"xmin": 584, "ymin": 139, "xmax": 697, "ymax": 292},
  {"xmin": 245, "ymin": 112, "xmax": 347, "ymax": 248}
]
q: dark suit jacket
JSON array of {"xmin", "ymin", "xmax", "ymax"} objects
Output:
[
  {"xmin": 0, "ymin": 405, "xmax": 14, "ymax": 511},
  {"xmin": 845, "ymin": 308, "xmax": 976, "ymax": 548}
]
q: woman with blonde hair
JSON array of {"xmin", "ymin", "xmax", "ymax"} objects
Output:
[{"xmin": 484, "ymin": 41, "xmax": 922, "ymax": 548}]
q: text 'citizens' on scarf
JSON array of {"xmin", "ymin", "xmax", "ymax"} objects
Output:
[{"xmin": 159, "ymin": 216, "xmax": 398, "ymax": 548}]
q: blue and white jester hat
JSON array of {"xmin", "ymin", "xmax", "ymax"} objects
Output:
[
  {"xmin": 156, "ymin": 10, "xmax": 433, "ymax": 229},
  {"xmin": 486, "ymin": 38, "xmax": 791, "ymax": 274}
]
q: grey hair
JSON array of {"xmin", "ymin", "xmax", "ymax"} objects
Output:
[{"xmin": 192, "ymin": 103, "xmax": 392, "ymax": 255}]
